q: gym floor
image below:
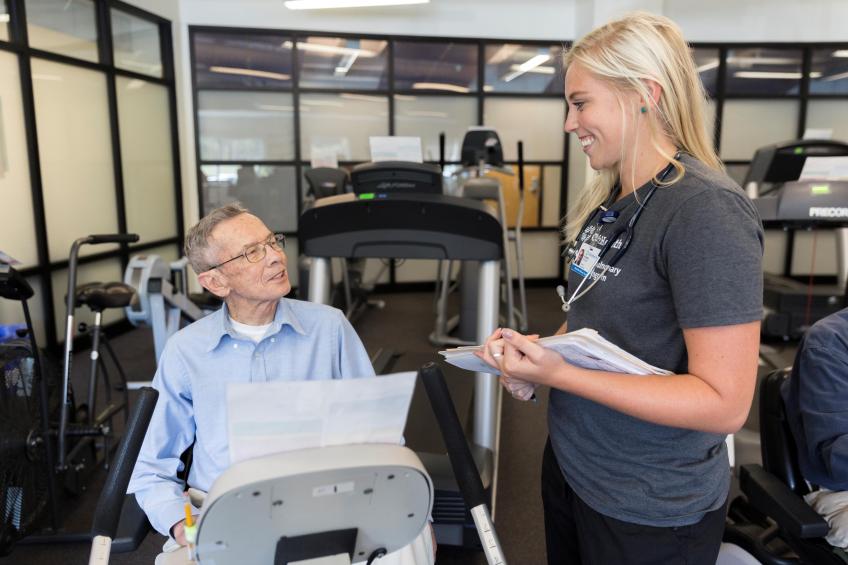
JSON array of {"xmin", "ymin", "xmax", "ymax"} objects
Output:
[{"xmin": 0, "ymin": 286, "xmax": 796, "ymax": 565}]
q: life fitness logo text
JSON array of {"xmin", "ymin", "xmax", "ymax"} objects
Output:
[{"xmin": 809, "ymin": 207, "xmax": 848, "ymax": 218}]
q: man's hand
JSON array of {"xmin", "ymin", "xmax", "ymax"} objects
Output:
[{"xmin": 171, "ymin": 516, "xmax": 198, "ymax": 546}]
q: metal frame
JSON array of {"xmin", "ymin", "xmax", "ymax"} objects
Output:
[{"xmin": 0, "ymin": 0, "xmax": 183, "ymax": 348}]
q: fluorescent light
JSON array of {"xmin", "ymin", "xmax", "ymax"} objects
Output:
[
  {"xmin": 301, "ymin": 99, "xmax": 344, "ymax": 108},
  {"xmin": 285, "ymin": 0, "xmax": 428, "ymax": 9},
  {"xmin": 209, "ymin": 66, "xmax": 290, "ymax": 81},
  {"xmin": 832, "ymin": 50, "xmax": 848, "ymax": 58},
  {"xmin": 334, "ymin": 52, "xmax": 359, "ymax": 76},
  {"xmin": 256, "ymin": 105, "xmax": 294, "ymax": 112},
  {"xmin": 412, "ymin": 82, "xmax": 470, "ymax": 93},
  {"xmin": 509, "ymin": 64, "xmax": 555, "ymax": 75},
  {"xmin": 823, "ymin": 70, "xmax": 848, "ymax": 82},
  {"xmin": 503, "ymin": 54, "xmax": 550, "ymax": 82},
  {"xmin": 406, "ymin": 110, "xmax": 448, "ymax": 118},
  {"xmin": 282, "ymin": 40, "xmax": 377, "ymax": 58},
  {"xmin": 0, "ymin": 14, "xmax": 9, "ymax": 23},
  {"xmin": 340, "ymin": 93, "xmax": 385, "ymax": 102},
  {"xmin": 696, "ymin": 60, "xmax": 720, "ymax": 73},
  {"xmin": 733, "ymin": 71, "xmax": 821, "ymax": 79},
  {"xmin": 727, "ymin": 56, "xmax": 800, "ymax": 66},
  {"xmin": 487, "ymin": 44, "xmax": 521, "ymax": 65}
]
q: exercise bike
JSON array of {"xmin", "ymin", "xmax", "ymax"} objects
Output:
[{"xmin": 0, "ymin": 233, "xmax": 146, "ymax": 554}]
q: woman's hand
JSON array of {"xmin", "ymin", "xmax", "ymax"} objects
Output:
[
  {"xmin": 474, "ymin": 328, "xmax": 549, "ymax": 400},
  {"xmin": 498, "ymin": 329, "xmax": 569, "ymax": 388}
]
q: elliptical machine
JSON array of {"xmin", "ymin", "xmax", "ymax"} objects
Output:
[{"xmin": 430, "ymin": 128, "xmax": 529, "ymax": 347}]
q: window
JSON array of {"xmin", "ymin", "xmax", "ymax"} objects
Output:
[
  {"xmin": 725, "ymin": 48, "xmax": 803, "ymax": 96},
  {"xmin": 0, "ymin": 1, "xmax": 9, "ymax": 42},
  {"xmin": 111, "ymin": 9, "xmax": 162, "ymax": 78},
  {"xmin": 194, "ymin": 32, "xmax": 293, "ymax": 89},
  {"xmin": 26, "ymin": 0, "xmax": 99, "ymax": 62},
  {"xmin": 484, "ymin": 43, "xmax": 564, "ymax": 94},
  {"xmin": 394, "ymin": 95, "xmax": 476, "ymax": 161},
  {"xmin": 394, "ymin": 40, "xmax": 477, "ymax": 92},
  {"xmin": 810, "ymin": 48, "xmax": 848, "ymax": 95},
  {"xmin": 198, "ymin": 91, "xmax": 295, "ymax": 161},
  {"xmin": 299, "ymin": 93, "xmax": 388, "ymax": 162},
  {"xmin": 296, "ymin": 37, "xmax": 388, "ymax": 90},
  {"xmin": 692, "ymin": 48, "xmax": 720, "ymax": 98}
]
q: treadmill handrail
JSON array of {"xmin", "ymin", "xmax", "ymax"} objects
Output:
[{"xmin": 299, "ymin": 193, "xmax": 505, "ymax": 261}]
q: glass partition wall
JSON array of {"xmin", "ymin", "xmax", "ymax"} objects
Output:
[
  {"xmin": 0, "ymin": 1, "xmax": 181, "ymax": 347},
  {"xmin": 191, "ymin": 28, "xmax": 848, "ymax": 287},
  {"xmin": 191, "ymin": 30, "xmax": 571, "ymax": 286}
]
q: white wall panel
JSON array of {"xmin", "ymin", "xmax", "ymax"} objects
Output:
[
  {"xmin": 32, "ymin": 58, "xmax": 118, "ymax": 261},
  {"xmin": 117, "ymin": 77, "xmax": 178, "ymax": 244},
  {"xmin": 0, "ymin": 51, "xmax": 38, "ymax": 268}
]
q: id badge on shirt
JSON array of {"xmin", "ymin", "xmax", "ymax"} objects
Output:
[{"xmin": 570, "ymin": 241, "xmax": 601, "ymax": 277}]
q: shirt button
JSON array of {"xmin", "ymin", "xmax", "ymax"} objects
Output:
[
  {"xmin": 233, "ymin": 344, "xmax": 238, "ymax": 349},
  {"xmin": 271, "ymin": 338, "xmax": 276, "ymax": 343}
]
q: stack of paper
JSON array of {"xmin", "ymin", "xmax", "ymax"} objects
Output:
[
  {"xmin": 226, "ymin": 372, "xmax": 417, "ymax": 464},
  {"xmin": 439, "ymin": 328, "xmax": 672, "ymax": 376}
]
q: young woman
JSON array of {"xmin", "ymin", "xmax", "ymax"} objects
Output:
[{"xmin": 477, "ymin": 12, "xmax": 763, "ymax": 564}]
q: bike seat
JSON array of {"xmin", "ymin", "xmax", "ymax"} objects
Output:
[{"xmin": 74, "ymin": 282, "xmax": 136, "ymax": 312}]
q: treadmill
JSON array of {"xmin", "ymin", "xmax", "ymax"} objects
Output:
[
  {"xmin": 299, "ymin": 161, "xmax": 504, "ymax": 549},
  {"xmin": 745, "ymin": 139, "xmax": 848, "ymax": 339}
]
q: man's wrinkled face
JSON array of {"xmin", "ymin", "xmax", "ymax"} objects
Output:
[{"xmin": 206, "ymin": 213, "xmax": 290, "ymax": 304}]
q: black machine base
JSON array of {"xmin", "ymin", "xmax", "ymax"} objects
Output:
[
  {"xmin": 763, "ymin": 273, "xmax": 845, "ymax": 340},
  {"xmin": 418, "ymin": 445, "xmax": 493, "ymax": 549}
]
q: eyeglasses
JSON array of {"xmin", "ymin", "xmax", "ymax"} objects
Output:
[{"xmin": 206, "ymin": 233, "xmax": 286, "ymax": 272}]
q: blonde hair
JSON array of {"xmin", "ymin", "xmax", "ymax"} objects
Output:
[{"xmin": 563, "ymin": 12, "xmax": 721, "ymax": 242}]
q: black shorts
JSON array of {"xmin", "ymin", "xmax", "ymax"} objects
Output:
[{"xmin": 541, "ymin": 438, "xmax": 728, "ymax": 565}]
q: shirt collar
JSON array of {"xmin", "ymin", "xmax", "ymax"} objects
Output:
[{"xmin": 205, "ymin": 298, "xmax": 307, "ymax": 352}]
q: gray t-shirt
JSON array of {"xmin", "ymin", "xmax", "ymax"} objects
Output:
[{"xmin": 551, "ymin": 154, "xmax": 764, "ymax": 527}]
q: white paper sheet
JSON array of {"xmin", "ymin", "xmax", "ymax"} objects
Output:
[
  {"xmin": 226, "ymin": 372, "xmax": 417, "ymax": 464},
  {"xmin": 440, "ymin": 328, "xmax": 672, "ymax": 376},
  {"xmin": 799, "ymin": 156, "xmax": 848, "ymax": 180},
  {"xmin": 369, "ymin": 136, "xmax": 423, "ymax": 163}
]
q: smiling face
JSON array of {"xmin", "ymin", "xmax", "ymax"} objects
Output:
[
  {"xmin": 564, "ymin": 63, "xmax": 642, "ymax": 172},
  {"xmin": 201, "ymin": 213, "xmax": 290, "ymax": 311}
]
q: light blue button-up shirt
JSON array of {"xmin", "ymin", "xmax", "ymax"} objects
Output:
[{"xmin": 127, "ymin": 298, "xmax": 375, "ymax": 536}]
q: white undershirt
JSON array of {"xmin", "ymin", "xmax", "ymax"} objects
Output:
[{"xmin": 229, "ymin": 317, "xmax": 273, "ymax": 343}]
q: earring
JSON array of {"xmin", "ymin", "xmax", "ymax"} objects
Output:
[{"xmin": 640, "ymin": 106, "xmax": 648, "ymax": 114}]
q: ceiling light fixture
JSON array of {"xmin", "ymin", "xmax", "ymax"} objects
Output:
[
  {"xmin": 503, "ymin": 54, "xmax": 550, "ymax": 82},
  {"xmin": 823, "ymin": 70, "xmax": 848, "ymax": 82},
  {"xmin": 285, "ymin": 0, "xmax": 429, "ymax": 10},
  {"xmin": 831, "ymin": 50, "xmax": 848, "ymax": 58},
  {"xmin": 282, "ymin": 40, "xmax": 377, "ymax": 58},
  {"xmin": 734, "ymin": 71, "xmax": 821, "ymax": 80},
  {"xmin": 509, "ymin": 64, "xmax": 554, "ymax": 75},
  {"xmin": 334, "ymin": 52, "xmax": 359, "ymax": 76},
  {"xmin": 412, "ymin": 82, "xmax": 469, "ymax": 93},
  {"xmin": 209, "ymin": 66, "xmax": 290, "ymax": 81},
  {"xmin": 0, "ymin": 14, "xmax": 9, "ymax": 23},
  {"xmin": 696, "ymin": 60, "xmax": 720, "ymax": 73}
]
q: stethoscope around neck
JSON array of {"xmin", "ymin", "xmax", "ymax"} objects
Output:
[{"xmin": 557, "ymin": 156, "xmax": 679, "ymax": 313}]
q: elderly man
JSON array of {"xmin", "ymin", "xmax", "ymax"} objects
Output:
[{"xmin": 128, "ymin": 203, "xmax": 377, "ymax": 555}]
